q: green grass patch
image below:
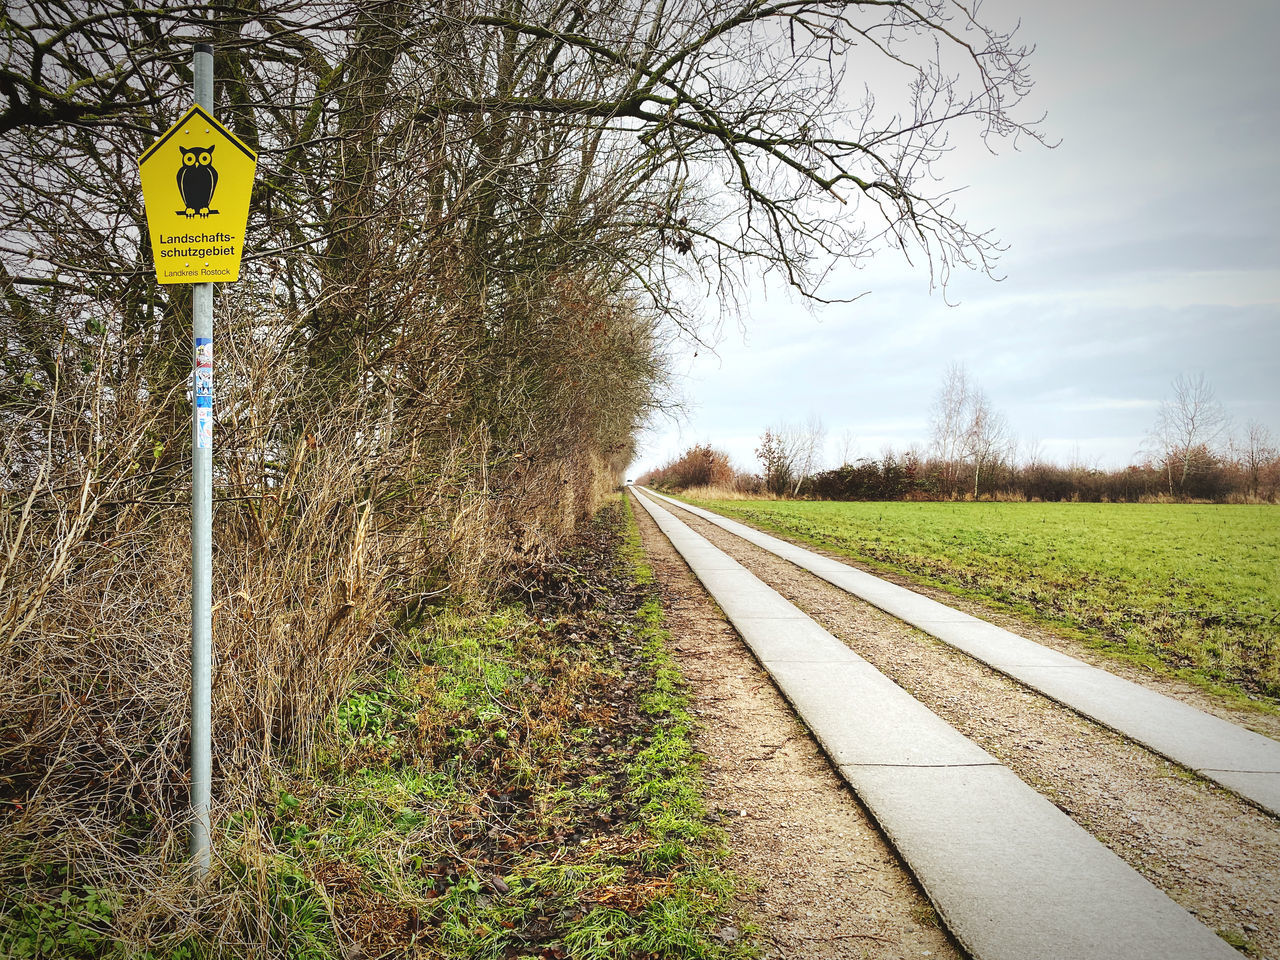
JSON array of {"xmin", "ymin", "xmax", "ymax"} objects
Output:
[
  {"xmin": 208, "ymin": 498, "xmax": 753, "ymax": 959},
  {"xmin": 1, "ymin": 499, "xmax": 753, "ymax": 959},
  {"xmin": 684, "ymin": 498, "xmax": 1280, "ymax": 707},
  {"xmin": 0, "ymin": 883, "xmax": 126, "ymax": 959}
]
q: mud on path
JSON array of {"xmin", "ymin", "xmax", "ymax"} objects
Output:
[
  {"xmin": 633, "ymin": 497, "xmax": 961, "ymax": 960},
  {"xmin": 655, "ymin": 497, "xmax": 1280, "ymax": 960}
]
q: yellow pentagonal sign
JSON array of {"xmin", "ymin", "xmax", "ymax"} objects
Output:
[{"xmin": 138, "ymin": 105, "xmax": 256, "ymax": 284}]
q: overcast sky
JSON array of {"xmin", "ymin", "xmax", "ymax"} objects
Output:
[{"xmin": 631, "ymin": 0, "xmax": 1280, "ymax": 477}]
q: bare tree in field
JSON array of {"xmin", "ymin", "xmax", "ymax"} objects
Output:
[
  {"xmin": 963, "ymin": 388, "xmax": 1013, "ymax": 498},
  {"xmin": 786, "ymin": 416, "xmax": 827, "ymax": 497},
  {"xmin": 1231, "ymin": 420, "xmax": 1278, "ymax": 499},
  {"xmin": 1149, "ymin": 373, "xmax": 1230, "ymax": 497},
  {"xmin": 929, "ymin": 362, "xmax": 972, "ymax": 496},
  {"xmin": 929, "ymin": 363, "xmax": 1013, "ymax": 497},
  {"xmin": 756, "ymin": 428, "xmax": 792, "ymax": 496},
  {"xmin": 836, "ymin": 428, "xmax": 859, "ymax": 468},
  {"xmin": 756, "ymin": 416, "xmax": 825, "ymax": 496}
]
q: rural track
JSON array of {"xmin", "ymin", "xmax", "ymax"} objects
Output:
[
  {"xmin": 640, "ymin": 489, "xmax": 1280, "ymax": 817},
  {"xmin": 629, "ymin": 487, "xmax": 1280, "ymax": 960},
  {"xmin": 629, "ymin": 496, "xmax": 965, "ymax": 960}
]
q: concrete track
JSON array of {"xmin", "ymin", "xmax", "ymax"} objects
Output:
[{"xmin": 632, "ymin": 487, "xmax": 1244, "ymax": 960}]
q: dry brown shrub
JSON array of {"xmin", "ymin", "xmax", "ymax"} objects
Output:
[
  {"xmin": 0, "ymin": 298, "xmax": 527, "ymax": 950},
  {"xmin": 0, "ymin": 251, "xmax": 656, "ymax": 949}
]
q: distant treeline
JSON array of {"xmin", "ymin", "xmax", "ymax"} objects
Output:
[{"xmin": 639, "ymin": 443, "xmax": 1280, "ymax": 503}]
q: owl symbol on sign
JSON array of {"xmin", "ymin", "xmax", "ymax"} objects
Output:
[{"xmin": 176, "ymin": 145, "xmax": 219, "ymax": 218}]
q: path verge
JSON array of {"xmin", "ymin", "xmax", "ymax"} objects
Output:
[{"xmin": 0, "ymin": 499, "xmax": 756, "ymax": 960}]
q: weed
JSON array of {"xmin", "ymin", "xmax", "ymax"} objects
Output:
[
  {"xmin": 0, "ymin": 885, "xmax": 121, "ymax": 959},
  {"xmin": 1216, "ymin": 926, "xmax": 1256, "ymax": 954},
  {"xmin": 910, "ymin": 901, "xmax": 940, "ymax": 928}
]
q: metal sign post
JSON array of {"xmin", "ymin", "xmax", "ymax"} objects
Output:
[
  {"xmin": 189, "ymin": 42, "xmax": 215, "ymax": 875},
  {"xmin": 137, "ymin": 39, "xmax": 256, "ymax": 880}
]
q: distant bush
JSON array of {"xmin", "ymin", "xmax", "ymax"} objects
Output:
[
  {"xmin": 638, "ymin": 444, "xmax": 742, "ymax": 491},
  {"xmin": 805, "ymin": 450, "xmax": 923, "ymax": 500},
  {"xmin": 670, "ymin": 447, "xmax": 1280, "ymax": 504}
]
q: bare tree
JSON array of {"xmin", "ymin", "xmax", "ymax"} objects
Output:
[
  {"xmin": 1148, "ymin": 373, "xmax": 1230, "ymax": 497},
  {"xmin": 756, "ymin": 428, "xmax": 791, "ymax": 496},
  {"xmin": 2, "ymin": 0, "xmax": 1047, "ymax": 494},
  {"xmin": 929, "ymin": 363, "xmax": 1013, "ymax": 497},
  {"xmin": 929, "ymin": 362, "xmax": 972, "ymax": 496},
  {"xmin": 836, "ymin": 427, "xmax": 859, "ymax": 468},
  {"xmin": 1020, "ymin": 436, "xmax": 1045, "ymax": 470},
  {"xmin": 1231, "ymin": 420, "xmax": 1278, "ymax": 499},
  {"xmin": 963, "ymin": 388, "xmax": 1013, "ymax": 498},
  {"xmin": 786, "ymin": 415, "xmax": 827, "ymax": 497},
  {"xmin": 1, "ymin": 1, "xmax": 1046, "ymax": 314},
  {"xmin": 756, "ymin": 416, "xmax": 825, "ymax": 496}
]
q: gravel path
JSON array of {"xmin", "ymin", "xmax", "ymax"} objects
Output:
[
  {"xmin": 634, "ymin": 499, "xmax": 961, "ymax": 960},
  {"xmin": 654, "ymin": 497, "xmax": 1280, "ymax": 960}
]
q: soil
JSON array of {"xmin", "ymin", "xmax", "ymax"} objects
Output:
[
  {"xmin": 650, "ymin": 495, "xmax": 1280, "ymax": 960},
  {"xmin": 632, "ymin": 496, "xmax": 962, "ymax": 960}
]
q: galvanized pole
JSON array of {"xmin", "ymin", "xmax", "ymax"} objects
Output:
[{"xmin": 189, "ymin": 41, "xmax": 215, "ymax": 875}]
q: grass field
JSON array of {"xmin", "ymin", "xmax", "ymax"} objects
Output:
[{"xmin": 684, "ymin": 498, "xmax": 1280, "ymax": 706}]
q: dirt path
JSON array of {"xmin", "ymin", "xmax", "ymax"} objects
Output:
[
  {"xmin": 633, "ymin": 499, "xmax": 962, "ymax": 960},
  {"xmin": 655, "ymin": 497, "xmax": 1280, "ymax": 960}
]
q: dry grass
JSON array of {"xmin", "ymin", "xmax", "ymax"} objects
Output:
[
  {"xmin": 675, "ymin": 484, "xmax": 775, "ymax": 502},
  {"xmin": 0, "ymin": 292, "xmax": 634, "ymax": 954}
]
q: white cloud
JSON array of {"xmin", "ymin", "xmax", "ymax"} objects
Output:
[{"xmin": 631, "ymin": 0, "xmax": 1280, "ymax": 478}]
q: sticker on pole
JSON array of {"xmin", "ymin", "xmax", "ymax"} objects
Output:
[
  {"xmin": 194, "ymin": 337, "xmax": 213, "ymax": 448},
  {"xmin": 138, "ymin": 105, "xmax": 256, "ymax": 284}
]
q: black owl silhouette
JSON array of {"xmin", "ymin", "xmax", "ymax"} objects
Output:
[{"xmin": 176, "ymin": 145, "xmax": 219, "ymax": 218}]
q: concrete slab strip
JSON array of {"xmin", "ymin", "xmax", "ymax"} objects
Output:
[
  {"xmin": 844, "ymin": 764, "xmax": 1237, "ymax": 960},
  {"xmin": 762, "ymin": 657, "xmax": 998, "ymax": 767},
  {"xmin": 725, "ymin": 616, "xmax": 858, "ymax": 663},
  {"xmin": 630, "ymin": 489, "xmax": 1240, "ymax": 960}
]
